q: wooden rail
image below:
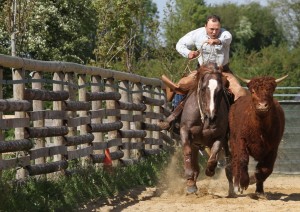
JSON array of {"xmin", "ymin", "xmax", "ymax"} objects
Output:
[{"xmin": 0, "ymin": 54, "xmax": 175, "ymax": 179}]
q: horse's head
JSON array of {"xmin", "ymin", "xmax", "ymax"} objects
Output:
[{"xmin": 197, "ymin": 63, "xmax": 224, "ymax": 128}]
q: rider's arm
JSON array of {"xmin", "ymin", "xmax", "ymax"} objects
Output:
[
  {"xmin": 217, "ymin": 30, "xmax": 232, "ymax": 47},
  {"xmin": 176, "ymin": 29, "xmax": 199, "ymax": 58}
]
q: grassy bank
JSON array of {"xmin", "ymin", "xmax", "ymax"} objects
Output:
[{"xmin": 0, "ymin": 151, "xmax": 171, "ymax": 211}]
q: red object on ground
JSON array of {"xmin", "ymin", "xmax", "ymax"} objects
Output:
[{"xmin": 103, "ymin": 148, "xmax": 112, "ymax": 166}]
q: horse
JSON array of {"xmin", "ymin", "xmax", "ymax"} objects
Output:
[{"xmin": 180, "ymin": 62, "xmax": 234, "ymax": 196}]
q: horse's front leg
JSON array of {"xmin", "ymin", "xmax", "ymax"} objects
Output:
[
  {"xmin": 180, "ymin": 125, "xmax": 198, "ymax": 194},
  {"xmin": 206, "ymin": 140, "xmax": 222, "ymax": 177}
]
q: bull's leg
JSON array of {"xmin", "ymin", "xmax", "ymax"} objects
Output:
[
  {"xmin": 223, "ymin": 140, "xmax": 235, "ymax": 197},
  {"xmin": 254, "ymin": 152, "xmax": 277, "ymax": 195},
  {"xmin": 231, "ymin": 144, "xmax": 240, "ymax": 194},
  {"xmin": 205, "ymin": 140, "xmax": 221, "ymax": 177},
  {"xmin": 180, "ymin": 126, "xmax": 197, "ymax": 194},
  {"xmin": 231, "ymin": 138, "xmax": 249, "ymax": 194},
  {"xmin": 237, "ymin": 138, "xmax": 250, "ymax": 192}
]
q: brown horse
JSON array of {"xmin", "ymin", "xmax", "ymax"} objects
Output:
[{"xmin": 180, "ymin": 62, "xmax": 234, "ymax": 196}]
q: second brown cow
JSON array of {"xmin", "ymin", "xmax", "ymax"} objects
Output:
[{"xmin": 229, "ymin": 75, "xmax": 288, "ymax": 196}]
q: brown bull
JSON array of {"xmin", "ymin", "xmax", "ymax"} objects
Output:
[{"xmin": 229, "ymin": 75, "xmax": 288, "ymax": 196}]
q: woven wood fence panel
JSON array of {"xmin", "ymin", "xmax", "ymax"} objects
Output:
[{"xmin": 0, "ymin": 54, "xmax": 175, "ymax": 179}]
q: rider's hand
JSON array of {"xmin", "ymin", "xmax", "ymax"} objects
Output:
[
  {"xmin": 188, "ymin": 51, "xmax": 200, "ymax": 59},
  {"xmin": 206, "ymin": 39, "xmax": 221, "ymax": 45}
]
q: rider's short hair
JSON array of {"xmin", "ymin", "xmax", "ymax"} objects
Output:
[{"xmin": 206, "ymin": 15, "xmax": 221, "ymax": 24}]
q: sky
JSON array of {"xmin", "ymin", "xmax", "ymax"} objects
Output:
[{"xmin": 154, "ymin": 0, "xmax": 268, "ymax": 21}]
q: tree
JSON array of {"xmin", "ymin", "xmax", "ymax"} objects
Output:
[
  {"xmin": 93, "ymin": 0, "xmax": 159, "ymax": 73},
  {"xmin": 27, "ymin": 0, "xmax": 97, "ymax": 63},
  {"xmin": 0, "ymin": 0, "xmax": 97, "ymax": 63},
  {"xmin": 0, "ymin": 0, "xmax": 36, "ymax": 56},
  {"xmin": 208, "ymin": 2, "xmax": 284, "ymax": 53},
  {"xmin": 269, "ymin": 0, "xmax": 300, "ymax": 47},
  {"xmin": 158, "ymin": 0, "xmax": 207, "ymax": 80}
]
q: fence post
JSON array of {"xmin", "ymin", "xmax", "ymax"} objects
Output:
[
  {"xmin": 53, "ymin": 72, "xmax": 65, "ymax": 166},
  {"xmin": 31, "ymin": 72, "xmax": 46, "ymax": 175},
  {"xmin": 91, "ymin": 75, "xmax": 103, "ymax": 167},
  {"xmin": 65, "ymin": 72, "xmax": 77, "ymax": 152},
  {"xmin": 132, "ymin": 82, "xmax": 143, "ymax": 159},
  {"xmin": 105, "ymin": 78, "xmax": 119, "ymax": 165},
  {"xmin": 120, "ymin": 80, "xmax": 130, "ymax": 159},
  {"xmin": 144, "ymin": 85, "xmax": 152, "ymax": 150},
  {"xmin": 14, "ymin": 68, "xmax": 27, "ymax": 179},
  {"xmin": 152, "ymin": 86, "xmax": 160, "ymax": 150},
  {"xmin": 78, "ymin": 74, "xmax": 90, "ymax": 166}
]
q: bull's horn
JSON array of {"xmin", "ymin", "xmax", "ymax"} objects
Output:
[
  {"xmin": 235, "ymin": 74, "xmax": 250, "ymax": 83},
  {"xmin": 275, "ymin": 74, "xmax": 288, "ymax": 83}
]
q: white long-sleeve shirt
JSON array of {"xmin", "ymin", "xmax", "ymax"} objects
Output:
[{"xmin": 176, "ymin": 27, "xmax": 232, "ymax": 66}]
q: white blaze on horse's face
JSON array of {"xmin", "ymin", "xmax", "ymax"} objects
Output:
[{"xmin": 208, "ymin": 79, "xmax": 218, "ymax": 116}]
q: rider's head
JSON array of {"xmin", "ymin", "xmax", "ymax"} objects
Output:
[{"xmin": 205, "ymin": 15, "xmax": 221, "ymax": 39}]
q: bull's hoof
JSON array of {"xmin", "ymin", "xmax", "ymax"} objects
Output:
[
  {"xmin": 256, "ymin": 192, "xmax": 268, "ymax": 199},
  {"xmin": 240, "ymin": 172, "xmax": 250, "ymax": 190},
  {"xmin": 205, "ymin": 168, "xmax": 215, "ymax": 177},
  {"xmin": 250, "ymin": 192, "xmax": 267, "ymax": 200}
]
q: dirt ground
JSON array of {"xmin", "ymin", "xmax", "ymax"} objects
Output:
[{"xmin": 80, "ymin": 153, "xmax": 300, "ymax": 212}]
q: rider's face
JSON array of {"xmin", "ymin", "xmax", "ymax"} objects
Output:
[{"xmin": 205, "ymin": 20, "xmax": 221, "ymax": 39}]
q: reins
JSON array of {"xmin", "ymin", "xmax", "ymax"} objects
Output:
[
  {"xmin": 196, "ymin": 69, "xmax": 213, "ymax": 123},
  {"xmin": 183, "ymin": 43, "xmax": 217, "ymax": 75},
  {"xmin": 197, "ymin": 74, "xmax": 205, "ymax": 122},
  {"xmin": 181, "ymin": 44, "xmax": 224, "ymax": 123},
  {"xmin": 185, "ymin": 43, "xmax": 216, "ymax": 122}
]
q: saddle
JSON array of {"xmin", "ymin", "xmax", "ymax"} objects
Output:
[{"xmin": 162, "ymin": 71, "xmax": 197, "ymax": 102}]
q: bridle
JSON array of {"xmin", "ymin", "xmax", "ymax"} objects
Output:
[{"xmin": 196, "ymin": 68, "xmax": 222, "ymax": 123}]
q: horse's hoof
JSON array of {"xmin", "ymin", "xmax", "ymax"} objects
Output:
[
  {"xmin": 186, "ymin": 185, "xmax": 198, "ymax": 194},
  {"xmin": 205, "ymin": 168, "xmax": 215, "ymax": 177}
]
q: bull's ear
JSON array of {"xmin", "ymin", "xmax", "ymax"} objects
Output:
[
  {"xmin": 275, "ymin": 74, "xmax": 288, "ymax": 84},
  {"xmin": 235, "ymin": 74, "xmax": 250, "ymax": 83}
]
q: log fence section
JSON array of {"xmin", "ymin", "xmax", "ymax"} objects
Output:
[{"xmin": 0, "ymin": 54, "xmax": 174, "ymax": 180}]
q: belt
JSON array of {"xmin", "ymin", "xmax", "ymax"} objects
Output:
[{"xmin": 197, "ymin": 62, "xmax": 232, "ymax": 73}]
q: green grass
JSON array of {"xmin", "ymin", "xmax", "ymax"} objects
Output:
[{"xmin": 0, "ymin": 151, "xmax": 171, "ymax": 211}]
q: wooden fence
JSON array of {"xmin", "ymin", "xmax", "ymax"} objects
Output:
[{"xmin": 0, "ymin": 54, "xmax": 176, "ymax": 180}]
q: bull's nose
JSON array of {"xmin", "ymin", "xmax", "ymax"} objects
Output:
[{"xmin": 257, "ymin": 102, "xmax": 268, "ymax": 110}]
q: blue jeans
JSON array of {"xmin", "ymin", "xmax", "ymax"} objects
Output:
[{"xmin": 172, "ymin": 94, "xmax": 186, "ymax": 108}]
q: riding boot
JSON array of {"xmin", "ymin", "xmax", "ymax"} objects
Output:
[{"xmin": 157, "ymin": 100, "xmax": 185, "ymax": 130}]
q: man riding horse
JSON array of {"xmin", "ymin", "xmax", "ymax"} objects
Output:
[{"xmin": 158, "ymin": 14, "xmax": 248, "ymax": 130}]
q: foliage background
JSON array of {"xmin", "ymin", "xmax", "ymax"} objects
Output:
[
  {"xmin": 0, "ymin": 0, "xmax": 299, "ymax": 85},
  {"xmin": 0, "ymin": 0, "xmax": 299, "ymax": 209}
]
